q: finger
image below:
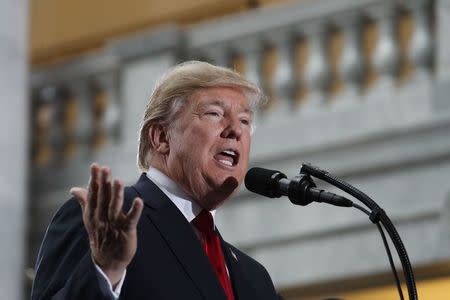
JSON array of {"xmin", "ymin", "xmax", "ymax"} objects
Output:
[
  {"xmin": 96, "ymin": 166, "xmax": 112, "ymax": 221},
  {"xmin": 108, "ymin": 179, "xmax": 123, "ymax": 220},
  {"xmin": 87, "ymin": 163, "xmax": 100, "ymax": 220},
  {"xmin": 70, "ymin": 187, "xmax": 88, "ymax": 210},
  {"xmin": 125, "ymin": 197, "xmax": 144, "ymax": 229}
]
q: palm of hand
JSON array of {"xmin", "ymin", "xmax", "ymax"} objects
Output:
[{"xmin": 71, "ymin": 164, "xmax": 143, "ymax": 285}]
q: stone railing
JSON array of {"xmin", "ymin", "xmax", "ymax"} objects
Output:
[
  {"xmin": 30, "ymin": 0, "xmax": 439, "ymax": 170},
  {"xmin": 29, "ymin": 0, "xmax": 450, "ymax": 297},
  {"xmin": 187, "ymin": 0, "xmax": 434, "ymax": 108},
  {"xmin": 30, "ymin": 54, "xmax": 121, "ymax": 168}
]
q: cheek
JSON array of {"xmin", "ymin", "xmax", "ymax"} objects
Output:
[
  {"xmin": 241, "ymin": 136, "xmax": 252, "ymax": 161},
  {"xmin": 191, "ymin": 127, "xmax": 221, "ymax": 150},
  {"xmin": 178, "ymin": 129, "xmax": 215, "ymax": 163}
]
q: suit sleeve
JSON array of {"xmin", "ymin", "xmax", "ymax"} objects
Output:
[{"xmin": 31, "ymin": 198, "xmax": 114, "ymax": 300}]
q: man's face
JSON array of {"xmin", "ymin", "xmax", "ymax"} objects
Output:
[{"xmin": 165, "ymin": 86, "xmax": 253, "ymax": 210}]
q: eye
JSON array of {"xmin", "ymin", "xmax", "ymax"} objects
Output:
[
  {"xmin": 206, "ymin": 111, "xmax": 221, "ymax": 117},
  {"xmin": 204, "ymin": 110, "xmax": 224, "ymax": 120},
  {"xmin": 240, "ymin": 118, "xmax": 250, "ymax": 126}
]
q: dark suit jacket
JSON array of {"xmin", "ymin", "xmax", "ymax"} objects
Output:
[{"xmin": 32, "ymin": 174, "xmax": 282, "ymax": 300}]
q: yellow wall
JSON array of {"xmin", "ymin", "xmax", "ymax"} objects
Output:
[
  {"xmin": 30, "ymin": 0, "xmax": 250, "ymax": 65},
  {"xmin": 289, "ymin": 276, "xmax": 450, "ymax": 300},
  {"xmin": 339, "ymin": 276, "xmax": 450, "ymax": 300},
  {"xmin": 282, "ymin": 262, "xmax": 450, "ymax": 300},
  {"xmin": 29, "ymin": 0, "xmax": 312, "ymax": 66}
]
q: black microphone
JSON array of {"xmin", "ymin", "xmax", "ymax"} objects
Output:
[{"xmin": 245, "ymin": 167, "xmax": 353, "ymax": 207}]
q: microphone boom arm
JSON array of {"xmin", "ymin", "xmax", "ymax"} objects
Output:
[{"xmin": 300, "ymin": 163, "xmax": 418, "ymax": 300}]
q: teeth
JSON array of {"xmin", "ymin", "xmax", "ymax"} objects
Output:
[
  {"xmin": 219, "ymin": 160, "xmax": 233, "ymax": 166},
  {"xmin": 222, "ymin": 150, "xmax": 236, "ymax": 156}
]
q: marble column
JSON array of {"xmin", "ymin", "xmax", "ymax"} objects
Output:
[{"xmin": 0, "ymin": 0, "xmax": 29, "ymax": 299}]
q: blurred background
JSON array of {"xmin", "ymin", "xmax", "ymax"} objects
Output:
[{"xmin": 2, "ymin": 0, "xmax": 450, "ymax": 299}]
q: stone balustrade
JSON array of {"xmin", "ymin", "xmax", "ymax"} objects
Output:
[
  {"xmin": 31, "ymin": 54, "xmax": 120, "ymax": 168},
  {"xmin": 187, "ymin": 0, "xmax": 435, "ymax": 110},
  {"xmin": 30, "ymin": 0, "xmax": 437, "ymax": 170}
]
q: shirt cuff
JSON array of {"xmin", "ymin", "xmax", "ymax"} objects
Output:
[{"xmin": 93, "ymin": 261, "xmax": 126, "ymax": 299}]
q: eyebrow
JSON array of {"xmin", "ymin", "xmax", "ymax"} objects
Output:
[{"xmin": 200, "ymin": 99, "xmax": 253, "ymax": 115}]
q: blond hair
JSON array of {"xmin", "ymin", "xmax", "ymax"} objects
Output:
[{"xmin": 137, "ymin": 60, "xmax": 266, "ymax": 171}]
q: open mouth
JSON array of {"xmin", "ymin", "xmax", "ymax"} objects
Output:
[{"xmin": 214, "ymin": 149, "xmax": 239, "ymax": 167}]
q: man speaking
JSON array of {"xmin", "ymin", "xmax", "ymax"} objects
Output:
[{"xmin": 31, "ymin": 61, "xmax": 283, "ymax": 300}]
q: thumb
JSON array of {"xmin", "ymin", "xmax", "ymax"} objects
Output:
[{"xmin": 70, "ymin": 187, "xmax": 88, "ymax": 209}]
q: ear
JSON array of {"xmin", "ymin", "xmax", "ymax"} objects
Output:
[{"xmin": 148, "ymin": 125, "xmax": 170, "ymax": 155}]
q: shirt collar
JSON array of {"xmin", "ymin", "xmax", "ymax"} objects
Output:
[{"xmin": 146, "ymin": 167, "xmax": 216, "ymax": 226}]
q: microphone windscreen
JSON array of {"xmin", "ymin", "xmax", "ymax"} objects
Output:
[{"xmin": 245, "ymin": 167, "xmax": 286, "ymax": 198}]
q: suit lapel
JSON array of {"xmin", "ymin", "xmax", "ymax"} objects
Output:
[
  {"xmin": 221, "ymin": 237, "xmax": 259, "ymax": 300},
  {"xmin": 132, "ymin": 174, "xmax": 227, "ymax": 300}
]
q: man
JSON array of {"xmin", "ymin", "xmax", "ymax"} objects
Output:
[{"xmin": 32, "ymin": 61, "xmax": 282, "ymax": 300}]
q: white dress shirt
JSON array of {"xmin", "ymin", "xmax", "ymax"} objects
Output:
[{"xmin": 94, "ymin": 167, "xmax": 217, "ymax": 299}]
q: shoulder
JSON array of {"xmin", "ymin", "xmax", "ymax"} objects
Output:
[
  {"xmin": 36, "ymin": 197, "xmax": 87, "ymax": 259},
  {"xmin": 48, "ymin": 197, "xmax": 84, "ymax": 234}
]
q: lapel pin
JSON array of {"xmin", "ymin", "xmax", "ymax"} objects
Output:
[{"xmin": 230, "ymin": 249, "xmax": 238, "ymax": 262}]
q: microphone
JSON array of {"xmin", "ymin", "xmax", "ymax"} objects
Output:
[{"xmin": 245, "ymin": 167, "xmax": 353, "ymax": 207}]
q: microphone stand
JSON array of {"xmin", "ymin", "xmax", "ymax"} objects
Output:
[{"xmin": 300, "ymin": 163, "xmax": 418, "ymax": 300}]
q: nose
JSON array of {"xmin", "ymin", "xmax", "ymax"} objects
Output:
[{"xmin": 221, "ymin": 115, "xmax": 242, "ymax": 140}]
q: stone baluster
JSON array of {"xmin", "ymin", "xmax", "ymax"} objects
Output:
[
  {"xmin": 233, "ymin": 38, "xmax": 266, "ymax": 105},
  {"xmin": 409, "ymin": 0, "xmax": 434, "ymax": 82},
  {"xmin": 61, "ymin": 89, "xmax": 79, "ymax": 161},
  {"xmin": 93, "ymin": 72, "xmax": 121, "ymax": 148},
  {"xmin": 369, "ymin": 5, "xmax": 400, "ymax": 95},
  {"xmin": 270, "ymin": 32, "xmax": 297, "ymax": 109},
  {"xmin": 294, "ymin": 36, "xmax": 309, "ymax": 105},
  {"xmin": 33, "ymin": 87, "xmax": 57, "ymax": 167},
  {"xmin": 40, "ymin": 86, "xmax": 66, "ymax": 164},
  {"xmin": 253, "ymin": 31, "xmax": 297, "ymax": 123},
  {"xmin": 67, "ymin": 80, "xmax": 94, "ymax": 157},
  {"xmin": 299, "ymin": 23, "xmax": 330, "ymax": 111},
  {"xmin": 334, "ymin": 15, "xmax": 364, "ymax": 104}
]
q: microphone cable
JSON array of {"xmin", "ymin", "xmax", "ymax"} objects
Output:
[{"xmin": 352, "ymin": 203, "xmax": 404, "ymax": 300}]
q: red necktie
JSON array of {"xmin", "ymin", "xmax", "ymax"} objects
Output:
[{"xmin": 193, "ymin": 210, "xmax": 235, "ymax": 300}]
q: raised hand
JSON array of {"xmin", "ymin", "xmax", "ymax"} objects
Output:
[{"xmin": 70, "ymin": 163, "xmax": 143, "ymax": 287}]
